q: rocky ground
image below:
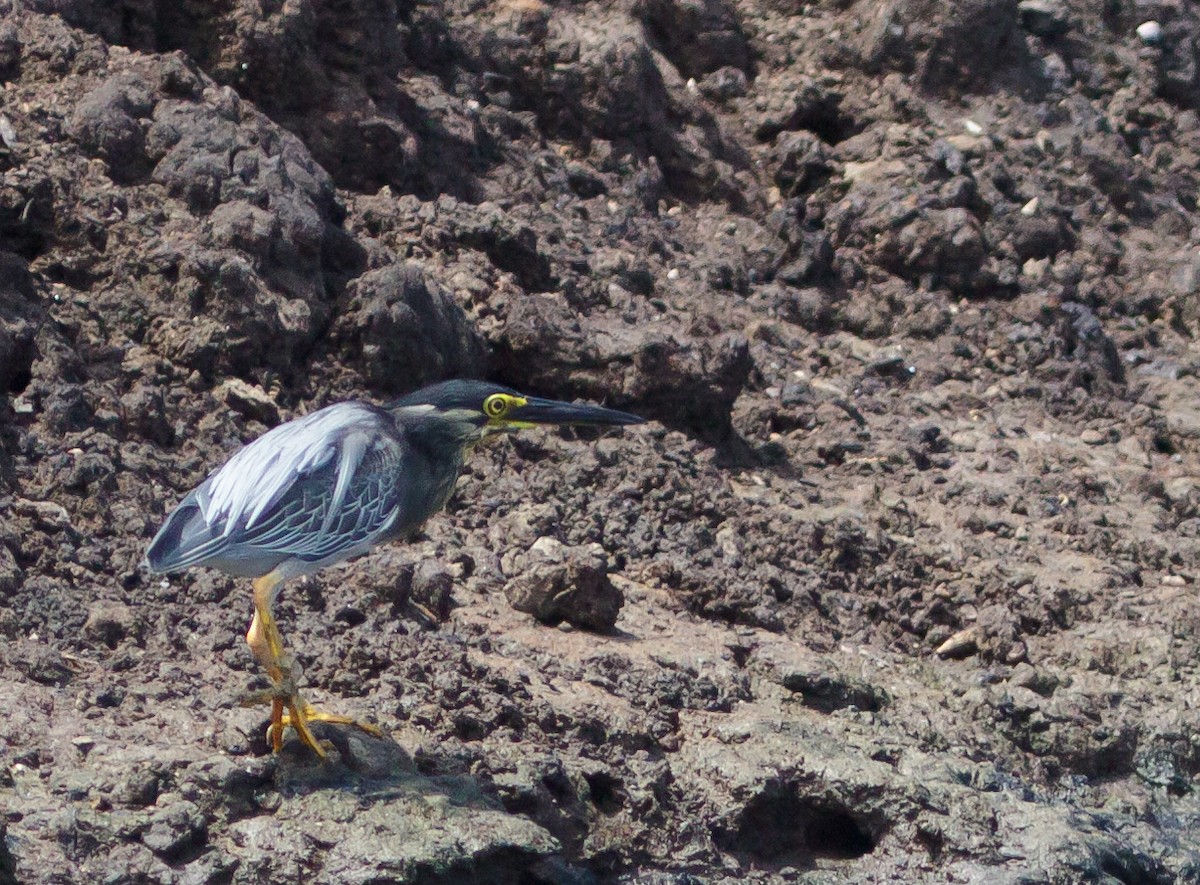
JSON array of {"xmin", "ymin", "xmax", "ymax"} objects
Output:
[{"xmin": 4, "ymin": 0, "xmax": 1200, "ymax": 882}]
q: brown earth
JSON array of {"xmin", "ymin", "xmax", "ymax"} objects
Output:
[{"xmin": 3, "ymin": 0, "xmax": 1200, "ymax": 882}]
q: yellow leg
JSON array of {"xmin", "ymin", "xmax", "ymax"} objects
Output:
[
  {"xmin": 278, "ymin": 700, "xmax": 383, "ymax": 742},
  {"xmin": 244, "ymin": 572, "xmax": 381, "ymax": 759},
  {"xmin": 246, "ymin": 572, "xmax": 328, "ymax": 758}
]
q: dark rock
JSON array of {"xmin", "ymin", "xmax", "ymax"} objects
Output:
[
  {"xmin": 904, "ymin": 423, "xmax": 947, "ymax": 469},
  {"xmin": 213, "ymin": 379, "xmax": 280, "ymax": 426},
  {"xmin": 1157, "ymin": 18, "xmax": 1200, "ymax": 110},
  {"xmin": 780, "ymin": 670, "xmax": 887, "ymax": 714},
  {"xmin": 120, "ymin": 382, "xmax": 175, "ymax": 446},
  {"xmin": 635, "ymin": 0, "xmax": 752, "ymax": 79},
  {"xmin": 178, "ymin": 849, "xmax": 239, "ymax": 885},
  {"xmin": 1018, "ymin": 0, "xmax": 1069, "ymax": 39},
  {"xmin": 1059, "ymin": 301, "xmax": 1126, "ymax": 386},
  {"xmin": 0, "ymin": 819, "xmax": 15, "ymax": 885},
  {"xmin": 437, "ymin": 199, "xmax": 554, "ymax": 292},
  {"xmin": 67, "ymin": 72, "xmax": 153, "ymax": 182},
  {"xmin": 0, "ymin": 544, "xmax": 21, "ymax": 596},
  {"xmin": 865, "ymin": 0, "xmax": 1027, "ymax": 96},
  {"xmin": 1080, "ymin": 137, "xmax": 1151, "ymax": 217},
  {"xmin": 773, "ymin": 131, "xmax": 832, "ymax": 198},
  {"xmin": 331, "ymin": 263, "xmax": 484, "ymax": 394},
  {"xmin": 115, "ymin": 768, "xmax": 162, "ymax": 808},
  {"xmin": 411, "ymin": 560, "xmax": 456, "ymax": 622},
  {"xmin": 149, "ymin": 91, "xmax": 346, "ymax": 306},
  {"xmin": 256, "ymin": 772, "xmax": 558, "ymax": 882},
  {"xmin": 0, "ymin": 252, "xmax": 39, "ymax": 395},
  {"xmin": 83, "ymin": 600, "xmax": 142, "ymax": 649},
  {"xmin": 61, "ymin": 450, "xmax": 116, "ymax": 493},
  {"xmin": 0, "ymin": 20, "xmax": 20, "ymax": 83},
  {"xmin": 1009, "ymin": 214, "xmax": 1070, "ymax": 261},
  {"xmin": 141, "ymin": 801, "xmax": 206, "ymax": 863},
  {"xmin": 495, "ymin": 292, "xmax": 749, "ymax": 436},
  {"xmin": 629, "ymin": 330, "xmax": 752, "ymax": 435},
  {"xmin": 309, "ymin": 719, "xmax": 417, "ymax": 777},
  {"xmin": 753, "ymin": 79, "xmax": 850, "ymax": 143},
  {"xmin": 504, "ymin": 538, "xmax": 623, "ymax": 631},
  {"xmin": 698, "ymin": 66, "xmax": 749, "ymax": 101},
  {"xmin": 872, "ymin": 207, "xmax": 989, "ymax": 295},
  {"xmin": 474, "ymin": 9, "xmax": 746, "ymax": 201},
  {"xmin": 6, "ymin": 640, "xmax": 72, "ymax": 686},
  {"xmin": 713, "ymin": 780, "xmax": 876, "ymax": 862},
  {"xmin": 777, "ymin": 231, "xmax": 835, "ymax": 286},
  {"xmin": 192, "ymin": 0, "xmax": 419, "ymax": 194}
]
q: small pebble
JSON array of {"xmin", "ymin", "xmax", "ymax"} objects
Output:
[
  {"xmin": 1080, "ymin": 429, "xmax": 1105, "ymax": 445},
  {"xmin": 1136, "ymin": 21, "xmax": 1163, "ymax": 44},
  {"xmin": 936, "ymin": 626, "xmax": 981, "ymax": 659},
  {"xmin": 667, "ymin": 268, "xmax": 680, "ymax": 280},
  {"xmin": 1162, "ymin": 574, "xmax": 1187, "ymax": 587},
  {"xmin": 963, "ymin": 119, "xmax": 984, "ymax": 136},
  {"xmin": 0, "ymin": 115, "xmax": 17, "ymax": 148}
]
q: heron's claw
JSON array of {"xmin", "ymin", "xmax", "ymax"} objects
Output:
[
  {"xmin": 238, "ymin": 687, "xmax": 380, "ymax": 757},
  {"xmin": 269, "ymin": 697, "xmax": 383, "ymax": 758}
]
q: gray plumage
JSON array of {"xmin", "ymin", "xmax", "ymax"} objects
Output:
[
  {"xmin": 146, "ymin": 379, "xmax": 642, "ymax": 585},
  {"xmin": 142, "ymin": 379, "xmax": 643, "ymax": 758},
  {"xmin": 146, "ymin": 401, "xmax": 472, "ymax": 582}
]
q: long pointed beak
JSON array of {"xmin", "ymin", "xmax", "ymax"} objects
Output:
[{"xmin": 513, "ymin": 396, "xmax": 644, "ymax": 427}]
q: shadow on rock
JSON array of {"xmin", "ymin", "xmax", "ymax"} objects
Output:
[
  {"xmin": 274, "ymin": 723, "xmax": 515, "ymax": 817},
  {"xmin": 246, "ymin": 724, "xmax": 563, "ymax": 884},
  {"xmin": 272, "ymin": 722, "xmax": 417, "ymax": 793}
]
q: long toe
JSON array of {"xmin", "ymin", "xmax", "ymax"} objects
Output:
[
  {"xmin": 298, "ymin": 702, "xmax": 384, "ymax": 738},
  {"xmin": 280, "ymin": 697, "xmax": 329, "ymax": 759}
]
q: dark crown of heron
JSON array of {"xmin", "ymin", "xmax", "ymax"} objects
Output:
[{"xmin": 387, "ymin": 379, "xmax": 528, "ymax": 432}]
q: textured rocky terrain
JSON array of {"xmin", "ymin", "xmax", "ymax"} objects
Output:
[{"xmin": 4, "ymin": 0, "xmax": 1200, "ymax": 882}]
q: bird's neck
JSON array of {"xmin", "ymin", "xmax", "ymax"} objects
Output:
[{"xmin": 389, "ymin": 405, "xmax": 486, "ymax": 450}]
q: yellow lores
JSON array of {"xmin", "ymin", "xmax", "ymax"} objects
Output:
[{"xmin": 145, "ymin": 379, "xmax": 643, "ymax": 758}]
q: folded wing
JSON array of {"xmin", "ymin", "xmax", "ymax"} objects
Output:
[{"xmin": 146, "ymin": 402, "xmax": 406, "ymax": 576}]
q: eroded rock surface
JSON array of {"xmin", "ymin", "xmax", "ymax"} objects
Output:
[{"xmin": 5, "ymin": 0, "xmax": 1200, "ymax": 882}]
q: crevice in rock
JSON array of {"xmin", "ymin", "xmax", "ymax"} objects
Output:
[{"xmin": 717, "ymin": 783, "xmax": 878, "ymax": 865}]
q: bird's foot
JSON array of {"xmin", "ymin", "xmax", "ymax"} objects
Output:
[
  {"xmin": 269, "ymin": 697, "xmax": 384, "ymax": 759},
  {"xmin": 238, "ymin": 680, "xmax": 381, "ymax": 759}
]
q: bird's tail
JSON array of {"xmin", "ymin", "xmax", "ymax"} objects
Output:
[{"xmin": 144, "ymin": 497, "xmax": 222, "ymax": 574}]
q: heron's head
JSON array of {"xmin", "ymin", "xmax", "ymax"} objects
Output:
[{"xmin": 388, "ymin": 379, "xmax": 644, "ymax": 439}]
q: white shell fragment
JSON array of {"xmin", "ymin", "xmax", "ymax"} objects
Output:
[{"xmin": 1136, "ymin": 21, "xmax": 1163, "ymax": 44}]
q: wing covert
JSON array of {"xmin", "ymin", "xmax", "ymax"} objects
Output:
[
  {"xmin": 227, "ymin": 418, "xmax": 407, "ymax": 564},
  {"xmin": 196, "ymin": 402, "xmax": 384, "ymax": 537}
]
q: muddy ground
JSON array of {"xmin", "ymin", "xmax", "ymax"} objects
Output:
[{"xmin": 3, "ymin": 0, "xmax": 1200, "ymax": 882}]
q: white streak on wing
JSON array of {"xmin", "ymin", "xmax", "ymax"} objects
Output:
[
  {"xmin": 199, "ymin": 402, "xmax": 384, "ymax": 536},
  {"xmin": 321, "ymin": 429, "xmax": 370, "ymax": 535}
]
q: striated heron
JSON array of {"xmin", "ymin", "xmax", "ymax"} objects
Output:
[{"xmin": 145, "ymin": 379, "xmax": 643, "ymax": 757}]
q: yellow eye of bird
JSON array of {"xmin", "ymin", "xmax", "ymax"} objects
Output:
[{"xmin": 483, "ymin": 394, "xmax": 510, "ymax": 419}]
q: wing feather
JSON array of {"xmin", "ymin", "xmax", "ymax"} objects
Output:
[
  {"xmin": 200, "ymin": 402, "xmax": 376, "ymax": 534},
  {"xmin": 322, "ymin": 429, "xmax": 370, "ymax": 536},
  {"xmin": 148, "ymin": 402, "xmax": 407, "ymax": 575}
]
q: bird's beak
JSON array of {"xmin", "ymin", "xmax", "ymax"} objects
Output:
[{"xmin": 509, "ymin": 396, "xmax": 645, "ymax": 428}]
